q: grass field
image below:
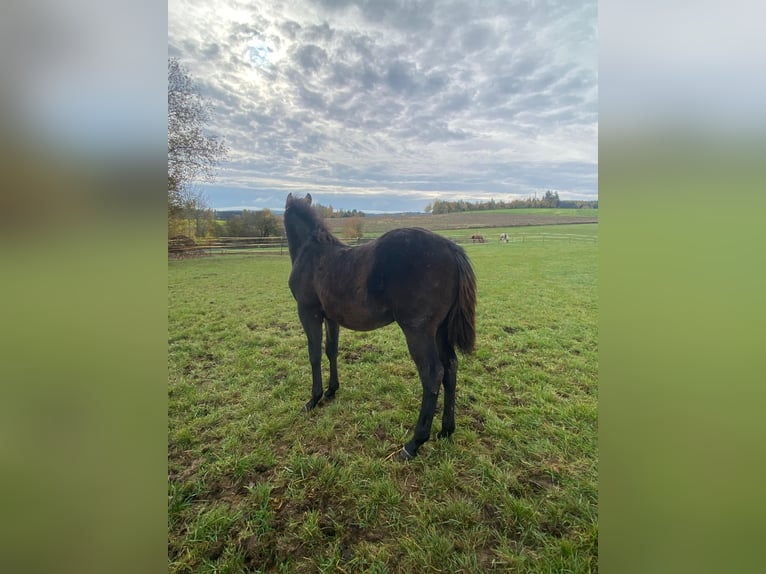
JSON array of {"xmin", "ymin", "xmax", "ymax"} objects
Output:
[
  {"xmin": 168, "ymin": 223, "xmax": 598, "ymax": 572},
  {"xmin": 466, "ymin": 208, "xmax": 598, "ymax": 217},
  {"xmin": 324, "ymin": 209, "xmax": 597, "ymax": 235}
]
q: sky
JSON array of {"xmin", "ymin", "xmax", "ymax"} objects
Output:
[{"xmin": 168, "ymin": 0, "xmax": 598, "ymax": 213}]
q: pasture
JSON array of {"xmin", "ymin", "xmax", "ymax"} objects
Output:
[
  {"xmin": 324, "ymin": 209, "xmax": 597, "ymax": 236},
  {"xmin": 168, "ymin": 223, "xmax": 598, "ymax": 572}
]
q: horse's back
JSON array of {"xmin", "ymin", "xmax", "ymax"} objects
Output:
[{"xmin": 371, "ymin": 228, "xmax": 457, "ymax": 279}]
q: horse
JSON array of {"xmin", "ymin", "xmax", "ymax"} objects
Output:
[
  {"xmin": 283, "ymin": 193, "xmax": 477, "ymax": 461},
  {"xmin": 499, "ymin": 233, "xmax": 509, "ymax": 243},
  {"xmin": 471, "ymin": 234, "xmax": 485, "ymax": 243}
]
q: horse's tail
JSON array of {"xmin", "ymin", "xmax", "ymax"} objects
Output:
[{"xmin": 448, "ymin": 245, "xmax": 477, "ymax": 354}]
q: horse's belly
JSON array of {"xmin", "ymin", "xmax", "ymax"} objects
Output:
[
  {"xmin": 324, "ymin": 303, "xmax": 393, "ymax": 332},
  {"xmin": 341, "ymin": 315, "xmax": 394, "ymax": 331}
]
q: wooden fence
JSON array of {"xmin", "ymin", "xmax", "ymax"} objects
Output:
[
  {"xmin": 490, "ymin": 233, "xmax": 598, "ymax": 244},
  {"xmin": 169, "ymin": 233, "xmax": 596, "ymax": 257}
]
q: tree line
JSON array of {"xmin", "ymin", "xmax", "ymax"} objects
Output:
[
  {"xmin": 311, "ymin": 204, "xmax": 366, "ymax": 219},
  {"xmin": 175, "ymin": 208, "xmax": 280, "ymax": 238},
  {"xmin": 425, "ymin": 191, "xmax": 597, "ymax": 214},
  {"xmin": 217, "ymin": 202, "xmax": 364, "ymax": 222},
  {"xmin": 176, "ymin": 204, "xmax": 365, "ymax": 239}
]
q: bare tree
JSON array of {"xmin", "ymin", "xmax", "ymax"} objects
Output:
[
  {"xmin": 167, "ymin": 58, "xmax": 227, "ymax": 230},
  {"xmin": 341, "ymin": 217, "xmax": 364, "ymax": 240}
]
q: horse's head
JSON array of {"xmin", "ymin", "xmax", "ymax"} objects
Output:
[
  {"xmin": 286, "ymin": 193, "xmax": 312, "ymax": 209},
  {"xmin": 284, "ymin": 193, "xmax": 339, "ymax": 262}
]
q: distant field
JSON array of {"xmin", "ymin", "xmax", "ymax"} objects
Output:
[
  {"xmin": 440, "ymin": 222, "xmax": 598, "ymax": 245},
  {"xmin": 168, "ymin": 223, "xmax": 598, "ymax": 572},
  {"xmin": 482, "ymin": 208, "xmax": 598, "ymax": 217},
  {"xmin": 324, "ymin": 208, "xmax": 597, "ymax": 235}
]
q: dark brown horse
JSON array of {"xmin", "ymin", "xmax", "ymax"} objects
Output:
[{"xmin": 283, "ymin": 193, "xmax": 477, "ymax": 460}]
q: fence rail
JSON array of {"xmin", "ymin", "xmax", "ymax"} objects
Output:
[
  {"xmin": 495, "ymin": 233, "xmax": 598, "ymax": 244},
  {"xmin": 199, "ymin": 236, "xmax": 288, "ymax": 255},
  {"xmin": 169, "ymin": 233, "xmax": 596, "ymax": 257},
  {"xmin": 441, "ymin": 233, "xmax": 597, "ymax": 245}
]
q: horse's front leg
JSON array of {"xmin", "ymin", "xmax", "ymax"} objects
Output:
[
  {"xmin": 324, "ymin": 319, "xmax": 340, "ymax": 400},
  {"xmin": 298, "ymin": 305, "xmax": 324, "ymax": 411}
]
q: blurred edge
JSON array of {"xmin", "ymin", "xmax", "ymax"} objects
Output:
[
  {"xmin": 600, "ymin": 133, "xmax": 765, "ymax": 574},
  {"xmin": 600, "ymin": 1, "xmax": 766, "ymax": 573},
  {"xmin": 0, "ymin": 1, "xmax": 167, "ymax": 574},
  {"xmin": 0, "ymin": 0, "xmax": 764, "ymax": 573}
]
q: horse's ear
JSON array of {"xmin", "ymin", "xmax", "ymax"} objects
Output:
[
  {"xmin": 305, "ymin": 193, "xmax": 312, "ymax": 205},
  {"xmin": 286, "ymin": 193, "xmax": 293, "ymax": 207}
]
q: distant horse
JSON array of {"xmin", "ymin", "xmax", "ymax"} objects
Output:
[
  {"xmin": 500, "ymin": 233, "xmax": 509, "ymax": 243},
  {"xmin": 471, "ymin": 234, "xmax": 485, "ymax": 243},
  {"xmin": 283, "ymin": 193, "xmax": 477, "ymax": 461}
]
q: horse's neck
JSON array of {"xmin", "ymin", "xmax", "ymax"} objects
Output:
[
  {"xmin": 286, "ymin": 227, "xmax": 310, "ymax": 262},
  {"xmin": 287, "ymin": 226, "xmax": 342, "ymax": 263}
]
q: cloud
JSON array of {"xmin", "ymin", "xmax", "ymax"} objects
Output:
[{"xmin": 168, "ymin": 0, "xmax": 597, "ymax": 211}]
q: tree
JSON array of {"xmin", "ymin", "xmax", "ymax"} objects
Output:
[
  {"xmin": 313, "ymin": 203, "xmax": 335, "ymax": 218},
  {"xmin": 193, "ymin": 208, "xmax": 219, "ymax": 238},
  {"xmin": 226, "ymin": 214, "xmax": 245, "ymax": 237},
  {"xmin": 341, "ymin": 217, "xmax": 364, "ymax": 239},
  {"xmin": 168, "ymin": 58, "xmax": 227, "ymax": 228},
  {"xmin": 225, "ymin": 209, "xmax": 281, "ymax": 237},
  {"xmin": 252, "ymin": 209, "xmax": 280, "ymax": 237},
  {"xmin": 542, "ymin": 190, "xmax": 560, "ymax": 208}
]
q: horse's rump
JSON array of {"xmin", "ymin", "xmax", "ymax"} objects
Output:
[{"xmin": 367, "ymin": 228, "xmax": 476, "ymax": 353}]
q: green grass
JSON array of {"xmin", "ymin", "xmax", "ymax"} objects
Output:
[
  {"xmin": 169, "ymin": 224, "xmax": 598, "ymax": 573},
  {"xmin": 326, "ymin": 209, "xmax": 597, "ymax": 236}
]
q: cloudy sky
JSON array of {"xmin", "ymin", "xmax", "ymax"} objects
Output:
[{"xmin": 168, "ymin": 0, "xmax": 597, "ymax": 213}]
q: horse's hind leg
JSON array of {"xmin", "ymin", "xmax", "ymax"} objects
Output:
[
  {"xmin": 298, "ymin": 305, "xmax": 324, "ymax": 411},
  {"xmin": 400, "ymin": 328, "xmax": 443, "ymax": 461},
  {"xmin": 436, "ymin": 326, "xmax": 458, "ymax": 440},
  {"xmin": 324, "ymin": 318, "xmax": 340, "ymax": 400}
]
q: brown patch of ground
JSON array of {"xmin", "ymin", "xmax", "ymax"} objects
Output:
[
  {"xmin": 169, "ymin": 235, "xmax": 207, "ymax": 258},
  {"xmin": 182, "ymin": 352, "xmax": 217, "ymax": 380},
  {"xmin": 519, "ymin": 470, "xmax": 559, "ymax": 492},
  {"xmin": 168, "ymin": 455, "xmax": 203, "ymax": 483},
  {"xmin": 204, "ymin": 464, "xmax": 275, "ymax": 503},
  {"xmin": 467, "ymin": 409, "xmax": 485, "ymax": 429},
  {"xmin": 342, "ymin": 343, "xmax": 383, "ymax": 363},
  {"xmin": 482, "ymin": 359, "xmax": 511, "ymax": 374},
  {"xmin": 268, "ymin": 321, "xmax": 293, "ymax": 332}
]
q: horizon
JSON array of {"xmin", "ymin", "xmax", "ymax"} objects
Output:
[{"xmin": 203, "ymin": 191, "xmax": 599, "ymax": 216}]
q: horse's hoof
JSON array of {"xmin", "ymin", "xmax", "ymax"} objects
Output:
[
  {"xmin": 302, "ymin": 400, "xmax": 316, "ymax": 412},
  {"xmin": 323, "ymin": 390, "xmax": 336, "ymax": 400},
  {"xmin": 436, "ymin": 430, "xmax": 453, "ymax": 440},
  {"xmin": 398, "ymin": 446, "xmax": 415, "ymax": 462}
]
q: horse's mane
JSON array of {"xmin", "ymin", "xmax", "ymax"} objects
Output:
[{"xmin": 285, "ymin": 196, "xmax": 343, "ymax": 247}]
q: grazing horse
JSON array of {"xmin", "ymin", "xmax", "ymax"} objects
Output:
[
  {"xmin": 283, "ymin": 193, "xmax": 477, "ymax": 460},
  {"xmin": 471, "ymin": 234, "xmax": 485, "ymax": 243},
  {"xmin": 500, "ymin": 233, "xmax": 509, "ymax": 243}
]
